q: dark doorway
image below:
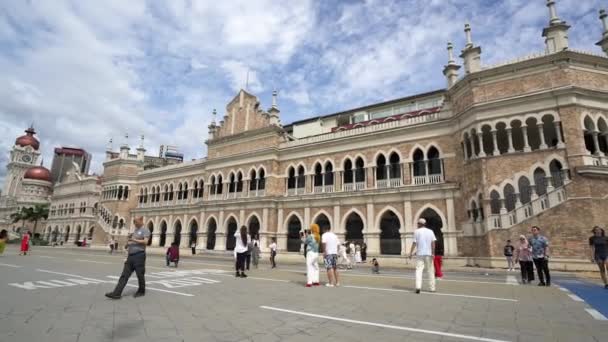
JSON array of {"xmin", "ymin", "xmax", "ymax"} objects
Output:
[
  {"xmin": 207, "ymin": 218, "xmax": 217, "ymax": 250},
  {"xmin": 379, "ymin": 211, "xmax": 401, "ymax": 255},
  {"xmin": 226, "ymin": 218, "xmax": 237, "ymax": 251},
  {"xmin": 287, "ymin": 215, "xmax": 302, "ymax": 252},
  {"xmin": 345, "ymin": 212, "xmax": 364, "ymax": 244}
]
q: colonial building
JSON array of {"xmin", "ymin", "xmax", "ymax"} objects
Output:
[
  {"xmin": 43, "ymin": 163, "xmax": 102, "ymax": 244},
  {"xmin": 41, "ymin": 3, "xmax": 608, "ymax": 268},
  {"xmin": 0, "ymin": 126, "xmax": 53, "ymax": 232}
]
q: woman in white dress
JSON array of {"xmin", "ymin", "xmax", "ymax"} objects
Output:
[
  {"xmin": 355, "ymin": 243, "xmax": 362, "ymax": 263},
  {"xmin": 338, "ymin": 243, "xmax": 352, "ymax": 269}
]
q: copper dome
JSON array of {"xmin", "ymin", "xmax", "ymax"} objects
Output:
[
  {"xmin": 24, "ymin": 166, "xmax": 52, "ymax": 182},
  {"xmin": 15, "ymin": 127, "xmax": 40, "ymax": 150}
]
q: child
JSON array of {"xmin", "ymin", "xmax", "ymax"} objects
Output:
[
  {"xmin": 504, "ymin": 240, "xmax": 515, "ymax": 271},
  {"xmin": 166, "ymin": 242, "xmax": 180, "ymax": 267},
  {"xmin": 371, "ymin": 258, "xmax": 380, "ymax": 274}
]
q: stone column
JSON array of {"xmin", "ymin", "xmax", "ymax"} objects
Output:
[
  {"xmin": 468, "ymin": 135, "xmax": 476, "ymax": 159},
  {"xmin": 400, "ymin": 233, "xmax": 408, "ymax": 256},
  {"xmin": 491, "ymin": 130, "xmax": 499, "ymax": 155},
  {"xmin": 276, "ymin": 208, "xmax": 284, "ymax": 251},
  {"xmin": 538, "ymin": 123, "xmax": 548, "ymax": 149},
  {"xmin": 554, "ymin": 121, "xmax": 565, "ymax": 148},
  {"xmin": 592, "ymin": 131, "xmax": 603, "ymax": 156},
  {"xmin": 151, "ymin": 233, "xmax": 160, "ymax": 247},
  {"xmin": 215, "ymin": 233, "xmax": 226, "ymax": 251},
  {"xmin": 462, "ymin": 140, "xmax": 469, "ymax": 160},
  {"xmin": 333, "ymin": 205, "xmax": 341, "ymax": 234},
  {"xmin": 522, "ymin": 125, "xmax": 531, "ymax": 152},
  {"xmin": 477, "ymin": 132, "xmax": 486, "ymax": 157},
  {"xmin": 506, "ymin": 128, "xmax": 515, "ymax": 153},
  {"xmin": 365, "ymin": 232, "xmax": 380, "ymax": 256},
  {"xmin": 445, "ymin": 197, "xmax": 458, "ymax": 256}
]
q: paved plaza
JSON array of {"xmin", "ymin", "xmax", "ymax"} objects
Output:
[{"xmin": 0, "ymin": 246, "xmax": 607, "ymax": 342}]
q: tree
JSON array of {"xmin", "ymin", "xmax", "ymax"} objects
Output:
[
  {"xmin": 25, "ymin": 204, "xmax": 49, "ymax": 235},
  {"xmin": 10, "ymin": 207, "xmax": 31, "ymax": 232}
]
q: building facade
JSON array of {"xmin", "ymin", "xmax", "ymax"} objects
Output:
[{"xmin": 39, "ymin": 3, "xmax": 608, "ymax": 267}]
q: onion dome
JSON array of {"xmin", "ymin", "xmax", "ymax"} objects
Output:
[
  {"xmin": 24, "ymin": 166, "xmax": 52, "ymax": 182},
  {"xmin": 15, "ymin": 126, "xmax": 40, "ymax": 150}
]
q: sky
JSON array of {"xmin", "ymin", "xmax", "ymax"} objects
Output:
[{"xmin": 0, "ymin": 0, "xmax": 605, "ymax": 185}]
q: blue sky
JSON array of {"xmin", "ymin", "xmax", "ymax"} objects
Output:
[{"xmin": 0, "ymin": 0, "xmax": 606, "ymax": 184}]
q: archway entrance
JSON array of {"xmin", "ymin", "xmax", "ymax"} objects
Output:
[
  {"xmin": 287, "ymin": 215, "xmax": 302, "ymax": 252},
  {"xmin": 207, "ymin": 218, "xmax": 217, "ymax": 250},
  {"xmin": 159, "ymin": 221, "xmax": 167, "ymax": 247},
  {"xmin": 314, "ymin": 214, "xmax": 331, "ymax": 254},
  {"xmin": 173, "ymin": 221, "xmax": 182, "ymax": 246},
  {"xmin": 189, "ymin": 220, "xmax": 198, "ymax": 246},
  {"xmin": 248, "ymin": 216, "xmax": 260, "ymax": 239},
  {"xmin": 146, "ymin": 222, "xmax": 154, "ymax": 246},
  {"xmin": 226, "ymin": 218, "xmax": 238, "ymax": 251},
  {"xmin": 52, "ymin": 227, "xmax": 59, "ymax": 242},
  {"xmin": 419, "ymin": 208, "xmax": 444, "ymax": 255},
  {"xmin": 379, "ymin": 211, "xmax": 400, "ymax": 255},
  {"xmin": 74, "ymin": 226, "xmax": 82, "ymax": 244},
  {"xmin": 345, "ymin": 212, "xmax": 364, "ymax": 244}
]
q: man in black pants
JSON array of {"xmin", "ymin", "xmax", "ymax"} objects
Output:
[
  {"xmin": 529, "ymin": 226, "xmax": 551, "ymax": 286},
  {"xmin": 105, "ymin": 216, "xmax": 150, "ymax": 299}
]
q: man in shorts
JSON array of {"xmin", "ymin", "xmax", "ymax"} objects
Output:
[{"xmin": 321, "ymin": 226, "xmax": 340, "ymax": 287}]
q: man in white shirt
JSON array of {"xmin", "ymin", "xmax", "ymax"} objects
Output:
[
  {"xmin": 408, "ymin": 218, "xmax": 436, "ymax": 293},
  {"xmin": 321, "ymin": 227, "xmax": 340, "ymax": 287}
]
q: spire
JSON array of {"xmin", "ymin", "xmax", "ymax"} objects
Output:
[
  {"xmin": 464, "ymin": 23, "xmax": 473, "ymax": 48},
  {"xmin": 542, "ymin": 0, "xmax": 570, "ymax": 53},
  {"xmin": 106, "ymin": 138, "xmax": 113, "ymax": 151},
  {"xmin": 597, "ymin": 9, "xmax": 608, "ymax": 56},
  {"xmin": 208, "ymin": 109, "xmax": 218, "ymax": 139},
  {"xmin": 460, "ymin": 23, "xmax": 482, "ymax": 74},
  {"xmin": 212, "ymin": 109, "xmax": 217, "ymax": 125},
  {"xmin": 443, "ymin": 42, "xmax": 461, "ymax": 88},
  {"xmin": 137, "ymin": 134, "xmax": 145, "ymax": 151},
  {"xmin": 268, "ymin": 90, "xmax": 281, "ymax": 126}
]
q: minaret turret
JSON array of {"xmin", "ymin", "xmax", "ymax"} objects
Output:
[
  {"xmin": 542, "ymin": 0, "xmax": 570, "ymax": 53},
  {"xmin": 459, "ymin": 23, "xmax": 482, "ymax": 74},
  {"xmin": 443, "ymin": 42, "xmax": 461, "ymax": 88}
]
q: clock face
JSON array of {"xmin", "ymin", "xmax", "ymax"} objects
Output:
[{"xmin": 21, "ymin": 155, "xmax": 32, "ymax": 163}]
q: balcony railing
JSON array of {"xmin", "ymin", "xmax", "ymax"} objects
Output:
[
  {"xmin": 287, "ymin": 188, "xmax": 305, "ymax": 196},
  {"xmin": 412, "ymin": 173, "xmax": 444, "ymax": 185}
]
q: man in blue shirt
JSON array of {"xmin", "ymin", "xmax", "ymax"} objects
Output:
[{"xmin": 529, "ymin": 226, "xmax": 551, "ymax": 286}]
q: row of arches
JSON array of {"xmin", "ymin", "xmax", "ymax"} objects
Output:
[
  {"xmin": 462, "ymin": 113, "xmax": 564, "ymax": 160},
  {"xmin": 43, "ymin": 225, "xmax": 94, "ymax": 243},
  {"xmin": 145, "ymin": 206, "xmax": 445, "ymax": 256},
  {"xmin": 468, "ymin": 157, "xmax": 568, "ymax": 220},
  {"xmin": 582, "ymin": 114, "xmax": 608, "ymax": 156},
  {"xmin": 103, "ymin": 185, "xmax": 130, "ymax": 200}
]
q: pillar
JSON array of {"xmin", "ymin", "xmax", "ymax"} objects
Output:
[
  {"xmin": 491, "ymin": 130, "xmax": 499, "ymax": 155},
  {"xmin": 522, "ymin": 125, "xmax": 531, "ymax": 152},
  {"xmin": 468, "ymin": 135, "xmax": 476, "ymax": 158},
  {"xmin": 215, "ymin": 233, "xmax": 226, "ymax": 251},
  {"xmin": 445, "ymin": 197, "xmax": 458, "ymax": 256},
  {"xmin": 365, "ymin": 203, "xmax": 378, "ymax": 255},
  {"xmin": 333, "ymin": 205, "xmax": 341, "ymax": 234},
  {"xmin": 538, "ymin": 123, "xmax": 548, "ymax": 149},
  {"xmin": 276, "ymin": 208, "xmax": 285, "ymax": 251},
  {"xmin": 554, "ymin": 121, "xmax": 565, "ymax": 148},
  {"xmin": 462, "ymin": 140, "xmax": 469, "ymax": 160},
  {"xmin": 477, "ymin": 132, "xmax": 486, "ymax": 157},
  {"xmin": 592, "ymin": 131, "xmax": 603, "ymax": 156},
  {"xmin": 506, "ymin": 128, "xmax": 515, "ymax": 153},
  {"xmin": 151, "ymin": 233, "xmax": 160, "ymax": 247}
]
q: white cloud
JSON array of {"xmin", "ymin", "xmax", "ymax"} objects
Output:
[{"xmin": 221, "ymin": 60, "xmax": 263, "ymax": 93}]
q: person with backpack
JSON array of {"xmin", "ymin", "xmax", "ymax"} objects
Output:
[{"xmin": 504, "ymin": 240, "xmax": 515, "ymax": 271}]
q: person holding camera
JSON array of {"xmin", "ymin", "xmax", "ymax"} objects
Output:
[{"xmin": 105, "ymin": 217, "xmax": 150, "ymax": 299}]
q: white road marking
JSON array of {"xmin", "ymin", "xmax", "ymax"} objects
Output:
[
  {"xmin": 36, "ymin": 269, "xmax": 107, "ymax": 282},
  {"xmin": 213, "ymin": 273, "xmax": 291, "ymax": 282},
  {"xmin": 260, "ymin": 306, "xmax": 511, "ymax": 342},
  {"xmin": 558, "ymin": 286, "xmax": 570, "ymax": 292},
  {"xmin": 506, "ymin": 276, "xmax": 519, "ymax": 285},
  {"xmin": 343, "ymin": 285, "xmax": 517, "ymax": 302},
  {"xmin": 73, "ymin": 259, "xmax": 113, "ymax": 265},
  {"xmin": 127, "ymin": 284, "xmax": 194, "ymax": 296},
  {"xmin": 567, "ymin": 294, "xmax": 584, "ymax": 302},
  {"xmin": 585, "ymin": 308, "xmax": 608, "ymax": 321},
  {"xmin": 37, "ymin": 256, "xmax": 56, "ymax": 259},
  {"xmin": 0, "ymin": 262, "xmax": 21, "ymax": 268}
]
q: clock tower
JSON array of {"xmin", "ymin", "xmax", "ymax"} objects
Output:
[{"xmin": 2, "ymin": 126, "xmax": 42, "ymax": 199}]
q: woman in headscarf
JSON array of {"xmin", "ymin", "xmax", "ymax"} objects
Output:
[
  {"xmin": 514, "ymin": 234, "xmax": 534, "ymax": 284},
  {"xmin": 305, "ymin": 224, "xmax": 320, "ymax": 287},
  {"xmin": 234, "ymin": 226, "xmax": 251, "ymax": 278},
  {"xmin": 0, "ymin": 229, "xmax": 8, "ymax": 256}
]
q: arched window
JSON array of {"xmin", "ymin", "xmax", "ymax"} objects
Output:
[
  {"xmin": 324, "ymin": 161, "xmax": 334, "ymax": 187},
  {"xmin": 173, "ymin": 221, "xmax": 182, "ymax": 246},
  {"xmin": 193, "ymin": 181, "xmax": 199, "ymax": 198},
  {"xmin": 287, "ymin": 167, "xmax": 296, "ymax": 189},
  {"xmin": 177, "ymin": 183, "xmax": 183, "ymax": 200},
  {"xmin": 355, "ymin": 157, "xmax": 365, "ymax": 183},
  {"xmin": 314, "ymin": 163, "xmax": 323, "ymax": 187},
  {"xmin": 490, "ymin": 190, "xmax": 501, "ymax": 214},
  {"xmin": 376, "ymin": 154, "xmax": 387, "ymax": 180},
  {"xmin": 427, "ymin": 147, "xmax": 441, "ymax": 175},
  {"xmin": 549, "ymin": 160, "xmax": 564, "ymax": 187},
  {"xmin": 229, "ymin": 173, "xmax": 236, "ymax": 193},
  {"xmin": 160, "ymin": 221, "xmax": 167, "ymax": 247},
  {"xmin": 413, "ymin": 149, "xmax": 425, "ymax": 176},
  {"xmin": 150, "ymin": 187, "xmax": 156, "ymax": 203},
  {"xmin": 183, "ymin": 183, "xmax": 188, "ymax": 200},
  {"xmin": 344, "ymin": 212, "xmax": 364, "ymax": 244},
  {"xmin": 344, "ymin": 159, "xmax": 353, "ymax": 184},
  {"xmin": 236, "ymin": 172, "xmax": 243, "ymax": 192},
  {"xmin": 248, "ymin": 216, "xmax": 260, "ymax": 239},
  {"xmin": 117, "ymin": 186, "xmax": 123, "ymax": 200},
  {"xmin": 297, "ymin": 166, "xmax": 305, "ymax": 189},
  {"xmin": 198, "ymin": 180, "xmax": 204, "ymax": 198},
  {"xmin": 534, "ymin": 168, "xmax": 548, "ymax": 196},
  {"xmin": 124, "ymin": 186, "xmax": 129, "ymax": 200},
  {"xmin": 478, "ymin": 194, "xmax": 484, "ymax": 220},
  {"xmin": 258, "ymin": 169, "xmax": 266, "ymax": 190},
  {"xmin": 250, "ymin": 169, "xmax": 258, "ymax": 191},
  {"xmin": 210, "ymin": 176, "xmax": 217, "ymax": 194},
  {"xmin": 504, "ymin": 184, "xmax": 516, "ymax": 212},
  {"xmin": 217, "ymin": 175, "xmax": 223, "ymax": 194},
  {"xmin": 169, "ymin": 184, "xmax": 174, "ymax": 201},
  {"xmin": 518, "ymin": 176, "xmax": 532, "ymax": 204},
  {"xmin": 470, "ymin": 200, "xmax": 478, "ymax": 221},
  {"xmin": 164, "ymin": 185, "xmax": 169, "ymax": 201},
  {"xmin": 388, "ymin": 152, "xmax": 400, "ymax": 180}
]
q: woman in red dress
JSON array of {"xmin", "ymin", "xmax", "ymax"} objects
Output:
[{"xmin": 19, "ymin": 231, "xmax": 30, "ymax": 255}]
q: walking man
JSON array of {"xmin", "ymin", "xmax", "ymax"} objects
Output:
[
  {"xmin": 105, "ymin": 217, "xmax": 150, "ymax": 299},
  {"xmin": 409, "ymin": 218, "xmax": 436, "ymax": 294},
  {"xmin": 529, "ymin": 226, "xmax": 551, "ymax": 286},
  {"xmin": 322, "ymin": 226, "xmax": 340, "ymax": 287}
]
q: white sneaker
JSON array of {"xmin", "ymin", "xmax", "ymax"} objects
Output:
[
  {"xmin": 325, "ymin": 283, "xmax": 334, "ymax": 287},
  {"xmin": 335, "ymin": 283, "xmax": 341, "ymax": 287}
]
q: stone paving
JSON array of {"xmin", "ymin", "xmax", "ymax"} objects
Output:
[{"xmin": 0, "ymin": 246, "xmax": 606, "ymax": 342}]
